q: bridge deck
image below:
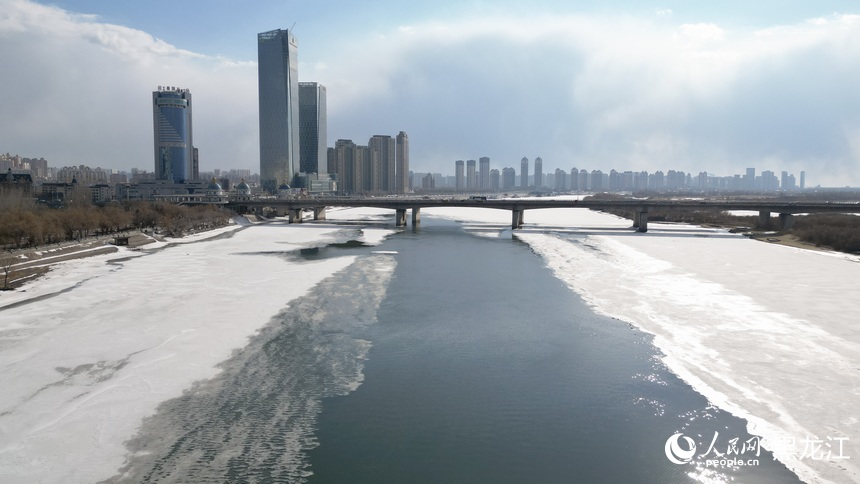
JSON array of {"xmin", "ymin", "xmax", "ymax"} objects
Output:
[{"xmin": 228, "ymin": 197, "xmax": 860, "ymax": 215}]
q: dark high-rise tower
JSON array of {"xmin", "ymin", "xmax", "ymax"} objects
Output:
[
  {"xmin": 298, "ymin": 82, "xmax": 327, "ymax": 175},
  {"xmin": 258, "ymin": 28, "xmax": 299, "ymax": 193},
  {"xmin": 153, "ymin": 87, "xmax": 193, "ymax": 183},
  {"xmin": 534, "ymin": 156, "xmax": 543, "ymax": 188},
  {"xmin": 368, "ymin": 135, "xmax": 394, "ymax": 192},
  {"xmin": 334, "ymin": 139, "xmax": 359, "ymax": 193}
]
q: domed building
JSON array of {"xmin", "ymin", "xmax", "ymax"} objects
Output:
[
  {"xmin": 230, "ymin": 177, "xmax": 253, "ymax": 203},
  {"xmin": 235, "ymin": 178, "xmax": 251, "ymax": 196},
  {"xmin": 206, "ymin": 177, "xmax": 224, "ymax": 196}
]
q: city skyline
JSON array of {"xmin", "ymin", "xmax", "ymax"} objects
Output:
[
  {"xmin": 2, "ymin": 1, "xmax": 860, "ymax": 185},
  {"xmin": 432, "ymin": 158, "xmax": 808, "ymax": 192}
]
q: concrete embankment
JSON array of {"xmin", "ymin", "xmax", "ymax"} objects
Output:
[{"xmin": 1, "ymin": 233, "xmax": 159, "ymax": 289}]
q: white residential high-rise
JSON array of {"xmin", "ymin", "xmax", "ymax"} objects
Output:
[
  {"xmin": 466, "ymin": 159, "xmax": 477, "ymax": 189},
  {"xmin": 520, "ymin": 157, "xmax": 529, "ymax": 189},
  {"xmin": 479, "ymin": 157, "xmax": 490, "ymax": 191},
  {"xmin": 455, "ymin": 160, "xmax": 465, "ymax": 190}
]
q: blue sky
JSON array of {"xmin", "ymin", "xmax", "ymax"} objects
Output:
[{"xmin": 2, "ymin": 0, "xmax": 860, "ymax": 185}]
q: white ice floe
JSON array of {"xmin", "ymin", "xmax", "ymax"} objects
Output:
[{"xmin": 0, "ymin": 220, "xmax": 394, "ymax": 483}]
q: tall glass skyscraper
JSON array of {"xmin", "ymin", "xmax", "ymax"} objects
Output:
[
  {"xmin": 299, "ymin": 82, "xmax": 327, "ymax": 175},
  {"xmin": 153, "ymin": 87, "xmax": 193, "ymax": 183},
  {"xmin": 258, "ymin": 29, "xmax": 299, "ymax": 193}
]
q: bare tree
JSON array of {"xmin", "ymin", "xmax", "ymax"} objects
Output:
[{"xmin": 0, "ymin": 185, "xmax": 34, "ymax": 212}]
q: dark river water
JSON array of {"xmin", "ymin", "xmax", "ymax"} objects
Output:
[{"xmin": 104, "ymin": 218, "xmax": 801, "ymax": 483}]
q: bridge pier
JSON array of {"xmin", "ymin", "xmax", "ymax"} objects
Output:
[
  {"xmin": 511, "ymin": 209, "xmax": 524, "ymax": 229},
  {"xmin": 779, "ymin": 213, "xmax": 795, "ymax": 230},
  {"xmin": 635, "ymin": 208, "xmax": 648, "ymax": 232},
  {"xmin": 395, "ymin": 208, "xmax": 407, "ymax": 227},
  {"xmin": 313, "ymin": 207, "xmax": 326, "ymax": 221},
  {"xmin": 288, "ymin": 209, "xmax": 303, "ymax": 224},
  {"xmin": 412, "ymin": 207, "xmax": 421, "ymax": 225},
  {"xmin": 758, "ymin": 211, "xmax": 772, "ymax": 229}
]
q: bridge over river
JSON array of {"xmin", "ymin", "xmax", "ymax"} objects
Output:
[{"xmin": 227, "ymin": 197, "xmax": 860, "ymax": 232}]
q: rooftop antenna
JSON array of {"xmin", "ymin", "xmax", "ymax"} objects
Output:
[{"xmin": 290, "ymin": 22, "xmax": 296, "ymax": 33}]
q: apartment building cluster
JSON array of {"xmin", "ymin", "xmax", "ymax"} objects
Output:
[{"xmin": 413, "ymin": 159, "xmax": 808, "ymax": 194}]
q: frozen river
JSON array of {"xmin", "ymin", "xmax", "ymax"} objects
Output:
[{"xmin": 0, "ymin": 206, "xmax": 856, "ymax": 483}]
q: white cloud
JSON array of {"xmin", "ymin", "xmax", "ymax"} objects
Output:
[
  {"xmin": 675, "ymin": 23, "xmax": 726, "ymax": 43},
  {"xmin": 0, "ymin": 0, "xmax": 257, "ymax": 171},
  {"xmin": 2, "ymin": 1, "xmax": 860, "ymax": 185},
  {"xmin": 310, "ymin": 13, "xmax": 860, "ymax": 184}
]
